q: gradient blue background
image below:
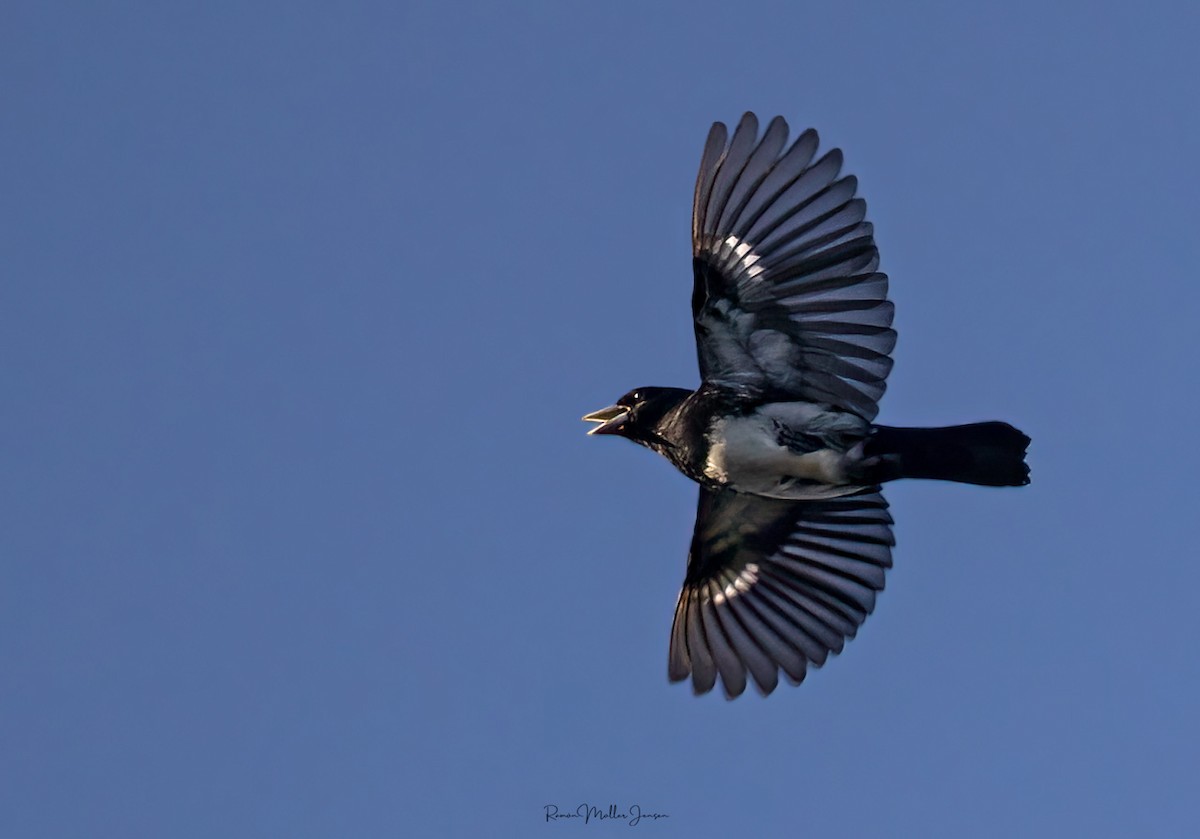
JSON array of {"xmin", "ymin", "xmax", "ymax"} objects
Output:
[{"xmin": 5, "ymin": 2, "xmax": 1198, "ymax": 836}]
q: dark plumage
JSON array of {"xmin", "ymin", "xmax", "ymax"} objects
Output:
[{"xmin": 584, "ymin": 113, "xmax": 1030, "ymax": 699}]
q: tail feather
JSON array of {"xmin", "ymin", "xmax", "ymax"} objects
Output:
[{"xmin": 865, "ymin": 422, "xmax": 1031, "ymax": 487}]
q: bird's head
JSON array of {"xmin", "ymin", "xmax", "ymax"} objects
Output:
[{"xmin": 582, "ymin": 387, "xmax": 690, "ymax": 445}]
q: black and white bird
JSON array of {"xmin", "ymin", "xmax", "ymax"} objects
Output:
[{"xmin": 584, "ymin": 113, "xmax": 1030, "ymax": 699}]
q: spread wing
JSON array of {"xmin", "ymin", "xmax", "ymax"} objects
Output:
[
  {"xmin": 669, "ymin": 486, "xmax": 894, "ymax": 698},
  {"xmin": 692, "ymin": 113, "xmax": 897, "ymax": 421}
]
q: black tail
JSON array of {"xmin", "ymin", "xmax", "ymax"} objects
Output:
[{"xmin": 865, "ymin": 422, "xmax": 1031, "ymax": 487}]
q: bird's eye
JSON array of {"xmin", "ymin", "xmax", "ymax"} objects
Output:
[{"xmin": 632, "ymin": 391, "xmax": 642, "ymax": 401}]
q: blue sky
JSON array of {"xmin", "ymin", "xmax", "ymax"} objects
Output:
[{"xmin": 4, "ymin": 1, "xmax": 1199, "ymax": 836}]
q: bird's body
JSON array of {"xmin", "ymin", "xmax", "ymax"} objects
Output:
[
  {"xmin": 632, "ymin": 385, "xmax": 872, "ymax": 500},
  {"xmin": 584, "ymin": 114, "xmax": 1030, "ymax": 699}
]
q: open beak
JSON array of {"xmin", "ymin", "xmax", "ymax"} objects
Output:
[{"xmin": 582, "ymin": 405, "xmax": 629, "ymax": 436}]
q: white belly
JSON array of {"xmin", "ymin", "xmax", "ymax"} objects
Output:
[{"xmin": 702, "ymin": 411, "xmax": 863, "ymax": 500}]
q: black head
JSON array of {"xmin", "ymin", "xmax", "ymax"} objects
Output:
[{"xmin": 582, "ymin": 386, "xmax": 691, "ymax": 444}]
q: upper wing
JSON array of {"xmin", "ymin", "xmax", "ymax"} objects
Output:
[
  {"xmin": 692, "ymin": 113, "xmax": 897, "ymax": 421},
  {"xmin": 669, "ymin": 486, "xmax": 894, "ymax": 698}
]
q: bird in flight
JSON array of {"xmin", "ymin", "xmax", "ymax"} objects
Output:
[{"xmin": 584, "ymin": 113, "xmax": 1030, "ymax": 699}]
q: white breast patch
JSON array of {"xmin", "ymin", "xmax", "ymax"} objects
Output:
[{"xmin": 702, "ymin": 408, "xmax": 862, "ymax": 500}]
